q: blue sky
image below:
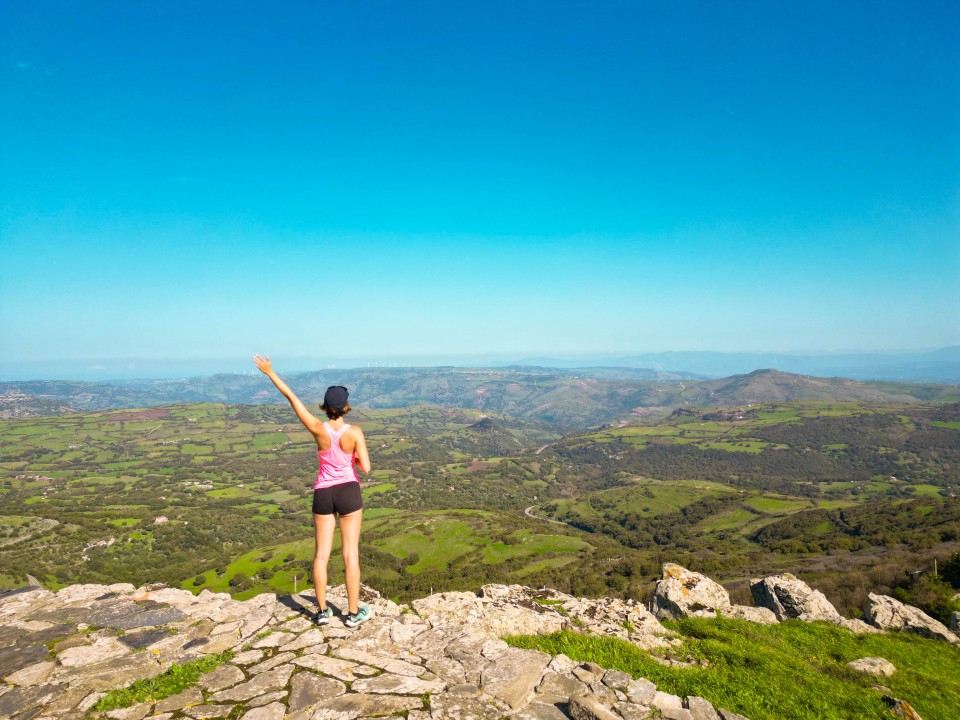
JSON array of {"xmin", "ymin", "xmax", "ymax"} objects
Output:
[{"xmin": 1, "ymin": 1, "xmax": 958, "ymax": 378}]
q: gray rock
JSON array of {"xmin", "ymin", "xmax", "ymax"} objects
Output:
[
  {"xmin": 251, "ymin": 631, "xmax": 294, "ymax": 649},
  {"xmin": 57, "ymin": 636, "xmax": 129, "ymax": 667},
  {"xmin": 615, "ymin": 702, "xmax": 653, "ymax": 720},
  {"xmin": 864, "ymin": 593, "xmax": 959, "ymax": 644},
  {"xmin": 291, "ymin": 653, "xmax": 363, "ymax": 682},
  {"xmin": 718, "ymin": 710, "xmax": 751, "ymax": 720},
  {"xmin": 247, "ymin": 689, "xmax": 287, "ymax": 707},
  {"xmin": 601, "ymin": 669, "xmax": 632, "ymax": 690},
  {"xmin": 117, "ymin": 628, "xmax": 170, "ymax": 649},
  {"xmin": 653, "ymin": 691, "xmax": 684, "ymax": 712},
  {"xmin": 847, "ymin": 656, "xmax": 896, "ymax": 677},
  {"xmin": 5, "ymin": 661, "xmax": 55, "ymax": 687},
  {"xmin": 0, "ymin": 644, "xmax": 48, "ymax": 678},
  {"xmin": 425, "ymin": 657, "xmax": 467, "ymax": 685},
  {"xmin": 312, "ymin": 693, "xmax": 423, "ymax": 719},
  {"xmin": 105, "ymin": 702, "xmax": 152, "ymax": 720},
  {"xmin": 247, "ymin": 651, "xmax": 295, "ymax": 674},
  {"xmin": 231, "ymin": 649, "xmax": 264, "ymax": 665},
  {"xmin": 750, "ymin": 574, "xmax": 840, "ymax": 622},
  {"xmin": 426, "ymin": 694, "xmax": 501, "ymax": 719},
  {"xmin": 288, "ymin": 671, "xmax": 347, "ymax": 712},
  {"xmin": 198, "ymin": 664, "xmax": 245, "ymax": 692},
  {"xmin": 183, "ymin": 705, "xmax": 235, "ymax": 719},
  {"xmin": 0, "ymin": 684, "xmax": 66, "ymax": 719},
  {"xmin": 479, "ymin": 646, "xmax": 550, "ymax": 709},
  {"xmin": 568, "ymin": 693, "xmax": 620, "ymax": 720},
  {"xmin": 627, "ymin": 677, "xmax": 657, "ymax": 706},
  {"xmin": 350, "ymin": 673, "xmax": 445, "ymax": 695},
  {"xmin": 113, "ymin": 608, "xmax": 186, "ymax": 630},
  {"xmin": 282, "ymin": 628, "xmax": 326, "ymax": 653},
  {"xmin": 723, "ymin": 606, "xmax": 778, "ymax": 625},
  {"xmin": 240, "ymin": 701, "xmax": 285, "ymax": 720},
  {"xmin": 686, "ymin": 696, "xmax": 720, "ymax": 720},
  {"xmin": 154, "ymin": 687, "xmax": 203, "ymax": 714},
  {"xmin": 535, "ymin": 671, "xmax": 587, "ymax": 704},
  {"xmin": 513, "ymin": 701, "xmax": 573, "ymax": 720},
  {"xmin": 208, "ymin": 665, "xmax": 295, "ymax": 702},
  {"xmin": 53, "ymin": 650, "xmax": 165, "ymax": 691},
  {"xmin": 654, "ymin": 564, "xmax": 732, "ymax": 619}
]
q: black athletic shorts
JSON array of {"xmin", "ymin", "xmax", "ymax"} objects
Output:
[{"xmin": 312, "ymin": 482, "xmax": 363, "ymax": 516}]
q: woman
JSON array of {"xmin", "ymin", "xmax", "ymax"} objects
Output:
[{"xmin": 253, "ymin": 355, "xmax": 371, "ymax": 627}]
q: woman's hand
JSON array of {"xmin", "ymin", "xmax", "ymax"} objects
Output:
[{"xmin": 253, "ymin": 354, "xmax": 273, "ymax": 375}]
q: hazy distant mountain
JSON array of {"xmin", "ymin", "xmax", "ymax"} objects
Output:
[
  {"xmin": 506, "ymin": 347, "xmax": 960, "ymax": 383},
  {"xmin": 3, "ymin": 366, "xmax": 957, "ymax": 426}
]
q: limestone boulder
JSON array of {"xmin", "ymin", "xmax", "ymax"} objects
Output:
[
  {"xmin": 847, "ymin": 657, "xmax": 896, "ymax": 678},
  {"xmin": 750, "ymin": 574, "xmax": 840, "ymax": 622},
  {"xmin": 413, "ymin": 586, "xmax": 566, "ymax": 638},
  {"xmin": 864, "ymin": 593, "xmax": 959, "ymax": 644},
  {"xmin": 724, "ymin": 605, "xmax": 778, "ymax": 624},
  {"xmin": 654, "ymin": 564, "xmax": 732, "ymax": 619},
  {"xmin": 950, "ymin": 611, "xmax": 959, "ymax": 633}
]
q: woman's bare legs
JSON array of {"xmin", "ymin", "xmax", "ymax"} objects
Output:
[
  {"xmin": 312, "ymin": 513, "xmax": 336, "ymax": 610},
  {"xmin": 338, "ymin": 509, "xmax": 363, "ymax": 614}
]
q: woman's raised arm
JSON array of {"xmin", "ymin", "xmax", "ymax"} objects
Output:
[{"xmin": 253, "ymin": 355, "xmax": 323, "ymax": 435}]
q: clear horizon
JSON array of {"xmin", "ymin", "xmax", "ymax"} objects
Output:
[
  {"xmin": 2, "ymin": 1, "xmax": 958, "ymax": 365},
  {"xmin": 1, "ymin": 345, "xmax": 958, "ymax": 383}
]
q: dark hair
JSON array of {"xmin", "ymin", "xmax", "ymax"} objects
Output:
[{"xmin": 320, "ymin": 402, "xmax": 350, "ymax": 420}]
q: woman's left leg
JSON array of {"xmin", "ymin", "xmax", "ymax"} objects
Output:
[{"xmin": 338, "ymin": 509, "xmax": 363, "ymax": 614}]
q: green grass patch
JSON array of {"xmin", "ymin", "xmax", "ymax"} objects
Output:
[
  {"xmin": 507, "ymin": 618, "xmax": 960, "ymax": 720},
  {"xmin": 93, "ymin": 650, "xmax": 234, "ymax": 712},
  {"xmin": 206, "ymin": 486, "xmax": 254, "ymax": 499},
  {"xmin": 931, "ymin": 420, "xmax": 960, "ymax": 430},
  {"xmin": 105, "ymin": 518, "xmax": 141, "ymax": 528},
  {"xmin": 742, "ymin": 496, "xmax": 811, "ymax": 514},
  {"xmin": 364, "ymin": 482, "xmax": 397, "ymax": 495}
]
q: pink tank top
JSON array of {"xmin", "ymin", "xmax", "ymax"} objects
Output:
[{"xmin": 314, "ymin": 422, "xmax": 360, "ymax": 490}]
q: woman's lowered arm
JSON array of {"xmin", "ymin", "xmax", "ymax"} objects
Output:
[
  {"xmin": 253, "ymin": 355, "xmax": 323, "ymax": 435},
  {"xmin": 353, "ymin": 429, "xmax": 371, "ymax": 474}
]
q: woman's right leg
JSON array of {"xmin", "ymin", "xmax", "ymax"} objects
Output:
[
  {"xmin": 312, "ymin": 512, "xmax": 336, "ymax": 610},
  {"xmin": 338, "ymin": 509, "xmax": 363, "ymax": 614}
]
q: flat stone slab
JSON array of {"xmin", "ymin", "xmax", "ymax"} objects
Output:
[
  {"xmin": 198, "ymin": 664, "xmax": 246, "ymax": 692},
  {"xmin": 291, "ymin": 654, "xmax": 362, "ymax": 682},
  {"xmin": 240, "ymin": 701, "xmax": 285, "ymax": 720},
  {"xmin": 118, "ymin": 628, "xmax": 171, "ymax": 649},
  {"xmin": 114, "ymin": 608, "xmax": 186, "ymax": 630},
  {"xmin": 58, "ymin": 637, "xmax": 130, "ymax": 667},
  {"xmin": 183, "ymin": 705, "xmax": 235, "ymax": 719},
  {"xmin": 288, "ymin": 671, "xmax": 347, "ymax": 712},
  {"xmin": 312, "ymin": 692, "xmax": 423, "ymax": 719},
  {"xmin": 480, "ymin": 647, "xmax": 551, "ymax": 710},
  {"xmin": 208, "ymin": 665, "xmax": 294, "ymax": 703},
  {"xmin": 0, "ymin": 643, "xmax": 48, "ymax": 678},
  {"xmin": 350, "ymin": 673, "xmax": 445, "ymax": 695}
]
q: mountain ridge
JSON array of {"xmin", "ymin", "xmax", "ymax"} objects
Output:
[{"xmin": 3, "ymin": 367, "xmax": 958, "ymax": 425}]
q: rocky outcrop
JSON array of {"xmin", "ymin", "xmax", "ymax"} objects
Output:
[
  {"xmin": 0, "ymin": 581, "xmax": 743, "ymax": 720},
  {"xmin": 654, "ymin": 564, "xmax": 732, "ymax": 619},
  {"xmin": 653, "ymin": 565, "xmax": 776, "ymax": 625},
  {"xmin": 864, "ymin": 593, "xmax": 960, "ymax": 645},
  {"xmin": 750, "ymin": 573, "xmax": 841, "ymax": 622},
  {"xmin": 3, "ymin": 566, "xmax": 953, "ymax": 720}
]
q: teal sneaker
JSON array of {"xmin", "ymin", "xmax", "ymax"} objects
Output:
[
  {"xmin": 314, "ymin": 606, "xmax": 333, "ymax": 626},
  {"xmin": 345, "ymin": 605, "xmax": 371, "ymax": 628}
]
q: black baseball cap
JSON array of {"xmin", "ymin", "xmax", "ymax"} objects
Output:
[{"xmin": 323, "ymin": 385, "xmax": 349, "ymax": 410}]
